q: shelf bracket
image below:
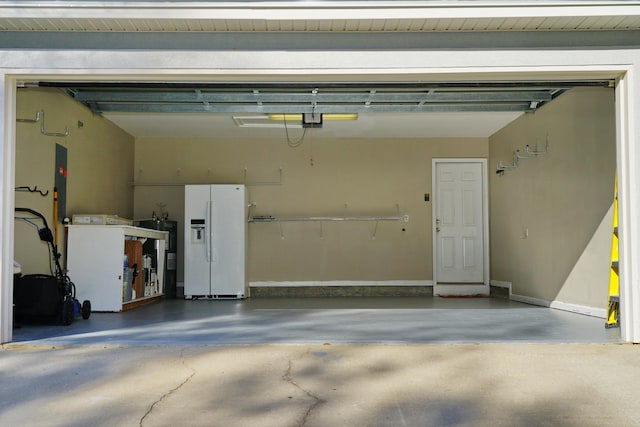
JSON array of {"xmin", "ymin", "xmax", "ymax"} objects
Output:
[
  {"xmin": 40, "ymin": 111, "xmax": 69, "ymax": 137},
  {"xmin": 516, "ymin": 149, "xmax": 536, "ymax": 160},
  {"xmin": 526, "ymin": 134, "xmax": 550, "ymax": 156},
  {"xmin": 16, "ymin": 111, "xmax": 41, "ymax": 123},
  {"xmin": 496, "ymin": 151, "xmax": 519, "ymax": 175}
]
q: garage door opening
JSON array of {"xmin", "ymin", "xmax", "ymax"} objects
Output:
[{"xmin": 6, "ymin": 74, "xmax": 623, "ymax": 345}]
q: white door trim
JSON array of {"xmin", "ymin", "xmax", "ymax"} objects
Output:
[
  {"xmin": 0, "ymin": 75, "xmax": 16, "ymax": 344},
  {"xmin": 432, "ymin": 158, "xmax": 489, "ymax": 296},
  {"xmin": 616, "ymin": 69, "xmax": 640, "ymax": 344}
]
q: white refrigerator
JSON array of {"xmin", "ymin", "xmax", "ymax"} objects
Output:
[{"xmin": 184, "ymin": 184, "xmax": 247, "ymax": 299}]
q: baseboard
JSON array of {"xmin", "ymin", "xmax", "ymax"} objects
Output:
[
  {"xmin": 434, "ymin": 283, "xmax": 490, "ymax": 296},
  {"xmin": 549, "ymin": 301, "xmax": 606, "ymax": 319},
  {"xmin": 511, "ymin": 293, "xmax": 606, "ymax": 318},
  {"xmin": 249, "ymin": 281, "xmax": 434, "ymax": 297},
  {"xmin": 510, "ymin": 293, "xmax": 549, "ymax": 307},
  {"xmin": 490, "ymin": 280, "xmax": 512, "ymax": 294},
  {"xmin": 246, "ymin": 280, "xmax": 605, "ymax": 317},
  {"xmin": 250, "ymin": 280, "xmax": 433, "ymax": 287}
]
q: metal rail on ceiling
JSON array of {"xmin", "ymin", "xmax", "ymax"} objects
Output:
[{"xmin": 33, "ymin": 80, "xmax": 613, "ymax": 115}]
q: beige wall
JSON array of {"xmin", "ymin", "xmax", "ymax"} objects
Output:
[
  {"xmin": 133, "ymin": 137, "xmax": 488, "ymax": 283},
  {"xmin": 15, "ymin": 88, "xmax": 134, "ymax": 275},
  {"xmin": 489, "ymin": 87, "xmax": 616, "ymax": 308},
  {"xmin": 14, "ymin": 86, "xmax": 613, "ymax": 304}
]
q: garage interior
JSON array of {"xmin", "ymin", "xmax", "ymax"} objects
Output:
[{"xmin": 11, "ymin": 75, "xmax": 618, "ymax": 343}]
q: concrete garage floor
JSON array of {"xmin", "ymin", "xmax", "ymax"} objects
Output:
[
  {"xmin": 9, "ymin": 297, "xmax": 621, "ymax": 345},
  {"xmin": 2, "ymin": 297, "xmax": 637, "ymax": 427}
]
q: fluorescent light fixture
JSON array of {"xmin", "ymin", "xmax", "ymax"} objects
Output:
[
  {"xmin": 302, "ymin": 112, "xmax": 322, "ymax": 128},
  {"xmin": 323, "ymin": 114, "xmax": 359, "ymax": 121},
  {"xmin": 232, "ymin": 113, "xmax": 358, "ymax": 129},
  {"xmin": 268, "ymin": 113, "xmax": 302, "ymax": 122},
  {"xmin": 232, "ymin": 115, "xmax": 302, "ymax": 128},
  {"xmin": 268, "ymin": 113, "xmax": 358, "ymax": 121}
]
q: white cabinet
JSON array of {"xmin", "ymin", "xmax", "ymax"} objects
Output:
[{"xmin": 67, "ymin": 225, "xmax": 168, "ymax": 312}]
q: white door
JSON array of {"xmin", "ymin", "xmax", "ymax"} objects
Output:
[
  {"xmin": 184, "ymin": 185, "xmax": 212, "ymax": 296},
  {"xmin": 434, "ymin": 161, "xmax": 485, "ymax": 284}
]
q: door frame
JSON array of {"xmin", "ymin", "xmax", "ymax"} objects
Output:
[{"xmin": 432, "ymin": 158, "xmax": 490, "ymax": 296}]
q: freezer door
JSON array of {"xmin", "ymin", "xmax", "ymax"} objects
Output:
[
  {"xmin": 210, "ymin": 185, "xmax": 246, "ymax": 297},
  {"xmin": 184, "ymin": 185, "xmax": 212, "ymax": 296}
]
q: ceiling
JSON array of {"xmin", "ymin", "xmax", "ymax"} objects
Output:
[
  {"xmin": 40, "ymin": 80, "xmax": 607, "ymax": 138},
  {"xmin": 99, "ymin": 111, "xmax": 522, "ymax": 139}
]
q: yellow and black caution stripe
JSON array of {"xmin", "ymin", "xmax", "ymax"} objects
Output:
[{"xmin": 606, "ymin": 174, "xmax": 619, "ymax": 329}]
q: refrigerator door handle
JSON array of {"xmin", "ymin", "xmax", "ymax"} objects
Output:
[
  {"xmin": 205, "ymin": 200, "xmax": 212, "ymax": 262},
  {"xmin": 209, "ymin": 199, "xmax": 216, "ymax": 262}
]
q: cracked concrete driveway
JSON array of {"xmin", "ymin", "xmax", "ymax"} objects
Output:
[{"xmin": 1, "ymin": 343, "xmax": 640, "ymax": 427}]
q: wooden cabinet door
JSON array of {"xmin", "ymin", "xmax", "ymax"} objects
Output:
[{"xmin": 124, "ymin": 240, "xmax": 143, "ymax": 299}]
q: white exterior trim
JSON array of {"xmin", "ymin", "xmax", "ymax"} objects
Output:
[
  {"xmin": 616, "ymin": 67, "xmax": 640, "ymax": 343},
  {"xmin": 0, "ymin": 2, "xmax": 639, "ymax": 23},
  {"xmin": 0, "ymin": 76, "xmax": 15, "ymax": 344}
]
